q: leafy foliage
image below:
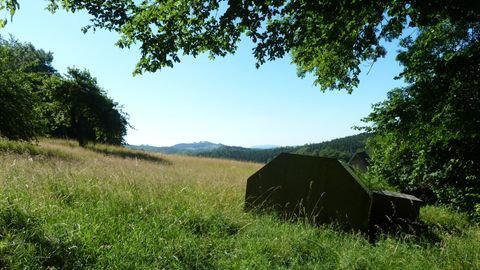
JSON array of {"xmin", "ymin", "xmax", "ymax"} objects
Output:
[
  {"xmin": 0, "ymin": 35, "xmax": 129, "ymax": 145},
  {"xmin": 294, "ymin": 133, "xmax": 369, "ymax": 162},
  {"xmin": 362, "ymin": 20, "xmax": 480, "ymax": 218},
  {"xmin": 51, "ymin": 68, "xmax": 129, "ymax": 146},
  {"xmin": 0, "ymin": 36, "xmax": 55, "ymax": 140},
  {"xmin": 1, "ymin": 0, "xmax": 473, "ymax": 92}
]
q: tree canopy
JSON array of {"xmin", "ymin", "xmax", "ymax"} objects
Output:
[
  {"xmin": 362, "ymin": 19, "xmax": 480, "ymax": 217},
  {"xmin": 0, "ymin": 35, "xmax": 129, "ymax": 145},
  {"xmin": 53, "ymin": 68, "xmax": 129, "ymax": 146},
  {"xmin": 0, "ymin": 35, "xmax": 55, "ymax": 140},
  {"xmin": 2, "ymin": 1, "xmax": 477, "ymax": 92}
]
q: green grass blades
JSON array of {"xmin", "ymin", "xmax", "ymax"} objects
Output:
[{"xmin": 0, "ymin": 139, "xmax": 479, "ymax": 269}]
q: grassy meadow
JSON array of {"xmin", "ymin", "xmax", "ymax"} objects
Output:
[{"xmin": 0, "ymin": 139, "xmax": 479, "ymax": 269}]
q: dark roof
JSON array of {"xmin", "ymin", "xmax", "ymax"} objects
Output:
[
  {"xmin": 372, "ymin": 190, "xmax": 423, "ymax": 202},
  {"xmin": 245, "ymin": 152, "xmax": 423, "ymax": 234},
  {"xmin": 348, "ymin": 151, "xmax": 370, "ymax": 164}
]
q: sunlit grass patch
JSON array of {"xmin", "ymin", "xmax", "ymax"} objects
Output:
[
  {"xmin": 0, "ymin": 138, "xmax": 74, "ymax": 160},
  {"xmin": 0, "ymin": 139, "xmax": 479, "ymax": 269},
  {"xmin": 0, "ymin": 138, "xmax": 51, "ymax": 156},
  {"xmin": 420, "ymin": 205, "xmax": 471, "ymax": 233},
  {"xmin": 84, "ymin": 142, "xmax": 169, "ymax": 163}
]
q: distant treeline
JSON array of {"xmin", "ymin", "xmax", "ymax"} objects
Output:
[{"xmin": 192, "ymin": 133, "xmax": 370, "ymax": 163}]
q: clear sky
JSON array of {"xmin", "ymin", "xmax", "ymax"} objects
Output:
[{"xmin": 1, "ymin": 2, "xmax": 404, "ymax": 147}]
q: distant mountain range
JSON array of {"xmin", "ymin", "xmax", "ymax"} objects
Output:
[
  {"xmin": 127, "ymin": 133, "xmax": 371, "ymax": 163},
  {"xmin": 128, "ymin": 141, "xmax": 222, "ymax": 154},
  {"xmin": 249, "ymin": 145, "xmax": 280, "ymax": 149}
]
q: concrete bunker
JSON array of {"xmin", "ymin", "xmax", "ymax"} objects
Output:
[{"xmin": 245, "ymin": 153, "xmax": 422, "ymax": 233}]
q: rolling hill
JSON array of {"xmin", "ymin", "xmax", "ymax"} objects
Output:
[
  {"xmin": 128, "ymin": 141, "xmax": 222, "ymax": 154},
  {"xmin": 129, "ymin": 133, "xmax": 371, "ymax": 163}
]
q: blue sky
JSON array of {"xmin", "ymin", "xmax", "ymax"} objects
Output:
[{"xmin": 2, "ymin": 2, "xmax": 404, "ymax": 147}]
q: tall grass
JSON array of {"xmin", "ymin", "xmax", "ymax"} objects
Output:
[
  {"xmin": 0, "ymin": 138, "xmax": 73, "ymax": 159},
  {"xmin": 0, "ymin": 139, "xmax": 478, "ymax": 269}
]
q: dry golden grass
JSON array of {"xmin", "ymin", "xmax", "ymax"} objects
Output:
[
  {"xmin": 2, "ymin": 138, "xmax": 260, "ymax": 215},
  {"xmin": 0, "ymin": 138, "xmax": 479, "ymax": 269}
]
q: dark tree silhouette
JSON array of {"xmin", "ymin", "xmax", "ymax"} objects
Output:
[{"xmin": 52, "ymin": 68, "xmax": 129, "ymax": 146}]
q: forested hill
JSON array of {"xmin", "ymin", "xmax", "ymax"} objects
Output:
[
  {"xmin": 193, "ymin": 133, "xmax": 370, "ymax": 163},
  {"xmin": 292, "ymin": 133, "xmax": 371, "ymax": 162},
  {"xmin": 192, "ymin": 145, "xmax": 296, "ymax": 163},
  {"xmin": 131, "ymin": 133, "xmax": 370, "ymax": 163},
  {"xmin": 129, "ymin": 141, "xmax": 222, "ymax": 154}
]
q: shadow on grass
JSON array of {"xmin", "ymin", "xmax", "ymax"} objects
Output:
[
  {"xmin": 84, "ymin": 144, "xmax": 170, "ymax": 164},
  {"xmin": 183, "ymin": 213, "xmax": 241, "ymax": 238},
  {"xmin": 245, "ymin": 205, "xmax": 446, "ymax": 246},
  {"xmin": 368, "ymin": 220, "xmax": 443, "ymax": 246},
  {"xmin": 370, "ymin": 205, "xmax": 476, "ymax": 246}
]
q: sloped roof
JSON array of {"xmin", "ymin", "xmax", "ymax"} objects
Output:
[
  {"xmin": 246, "ymin": 153, "xmax": 372, "ymax": 231},
  {"xmin": 245, "ymin": 152, "xmax": 422, "ymax": 234}
]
